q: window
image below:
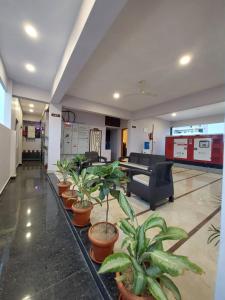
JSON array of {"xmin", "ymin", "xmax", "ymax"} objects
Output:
[
  {"xmin": 172, "ymin": 123, "xmax": 224, "ymax": 136},
  {"xmin": 0, "ymin": 81, "xmax": 6, "ymax": 125}
]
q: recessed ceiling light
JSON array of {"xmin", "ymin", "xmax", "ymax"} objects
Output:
[
  {"xmin": 29, "ymin": 109, "xmax": 34, "ymax": 113},
  {"xmin": 24, "ymin": 23, "xmax": 38, "ymax": 39},
  {"xmin": 113, "ymin": 92, "xmax": 120, "ymax": 99},
  {"xmin": 29, "ymin": 103, "xmax": 34, "ymax": 108},
  {"xmin": 172, "ymin": 112, "xmax": 177, "ymax": 117},
  {"xmin": 179, "ymin": 54, "xmax": 192, "ymax": 66},
  {"xmin": 25, "ymin": 63, "xmax": 36, "ymax": 72}
]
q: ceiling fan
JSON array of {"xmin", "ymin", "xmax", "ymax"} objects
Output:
[{"xmin": 123, "ymin": 80, "xmax": 157, "ymax": 98}]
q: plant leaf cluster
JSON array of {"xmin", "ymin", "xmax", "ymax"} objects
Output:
[{"xmin": 99, "ymin": 208, "xmax": 203, "ymax": 300}]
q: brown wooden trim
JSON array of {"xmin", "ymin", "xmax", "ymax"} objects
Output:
[
  {"xmin": 169, "ymin": 206, "xmax": 221, "ymax": 253},
  {"xmin": 175, "ymin": 177, "xmax": 222, "ymax": 200},
  {"xmin": 174, "ymin": 172, "xmax": 206, "ymax": 183}
]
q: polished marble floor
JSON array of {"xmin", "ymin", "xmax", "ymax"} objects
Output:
[
  {"xmin": 0, "ymin": 162, "xmax": 221, "ymax": 300},
  {"xmin": 57, "ymin": 164, "xmax": 222, "ymax": 300},
  {"xmin": 0, "ymin": 163, "xmax": 103, "ymax": 300}
]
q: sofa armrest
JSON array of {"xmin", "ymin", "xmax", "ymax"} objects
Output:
[{"xmin": 99, "ymin": 156, "xmax": 107, "ymax": 162}]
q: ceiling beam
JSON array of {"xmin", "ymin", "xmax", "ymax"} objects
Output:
[
  {"xmin": 13, "ymin": 82, "xmax": 50, "ymax": 103},
  {"xmin": 62, "ymin": 95, "xmax": 132, "ymax": 120},
  {"xmin": 51, "ymin": 0, "xmax": 128, "ymax": 104},
  {"xmin": 133, "ymin": 85, "xmax": 225, "ymax": 120}
]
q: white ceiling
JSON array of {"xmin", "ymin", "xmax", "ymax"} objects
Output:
[
  {"xmin": 158, "ymin": 102, "xmax": 225, "ymax": 121},
  {"xmin": 67, "ymin": 0, "xmax": 225, "ymax": 112},
  {"xmin": 0, "ymin": 0, "xmax": 82, "ymax": 90},
  {"xmin": 20, "ymin": 98, "xmax": 47, "ymax": 117}
]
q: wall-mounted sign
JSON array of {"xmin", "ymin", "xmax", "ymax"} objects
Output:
[{"xmin": 51, "ymin": 113, "xmax": 61, "ymax": 118}]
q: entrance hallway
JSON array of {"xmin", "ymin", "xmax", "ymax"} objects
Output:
[{"xmin": 0, "ymin": 163, "xmax": 102, "ymax": 300}]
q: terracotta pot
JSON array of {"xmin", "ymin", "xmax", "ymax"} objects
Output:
[
  {"xmin": 116, "ymin": 273, "xmax": 154, "ymax": 300},
  {"xmin": 57, "ymin": 181, "xmax": 71, "ymax": 196},
  {"xmin": 88, "ymin": 222, "xmax": 119, "ymax": 264},
  {"xmin": 62, "ymin": 190, "xmax": 77, "ymax": 209},
  {"xmin": 72, "ymin": 201, "xmax": 93, "ymax": 227}
]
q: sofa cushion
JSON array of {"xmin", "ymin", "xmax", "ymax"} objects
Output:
[
  {"xmin": 133, "ymin": 174, "xmax": 150, "ymax": 186},
  {"xmin": 120, "ymin": 162, "xmax": 149, "ymax": 170},
  {"xmin": 92, "ymin": 162, "xmax": 106, "ymax": 166}
]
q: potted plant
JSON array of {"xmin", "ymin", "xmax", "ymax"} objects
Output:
[
  {"xmin": 72, "ymin": 154, "xmax": 88, "ymax": 174},
  {"xmin": 56, "ymin": 160, "xmax": 72, "ymax": 196},
  {"xmin": 99, "ymin": 198, "xmax": 203, "ymax": 300},
  {"xmin": 70, "ymin": 169, "xmax": 99, "ymax": 227},
  {"xmin": 87, "ymin": 161, "xmax": 128, "ymax": 263}
]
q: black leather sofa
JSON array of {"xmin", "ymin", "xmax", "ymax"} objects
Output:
[{"xmin": 127, "ymin": 161, "xmax": 174, "ymax": 210}]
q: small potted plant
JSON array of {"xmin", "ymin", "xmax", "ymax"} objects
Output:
[
  {"xmin": 72, "ymin": 154, "xmax": 88, "ymax": 174},
  {"xmin": 70, "ymin": 169, "xmax": 99, "ymax": 227},
  {"xmin": 56, "ymin": 160, "xmax": 72, "ymax": 196},
  {"xmin": 87, "ymin": 161, "xmax": 128, "ymax": 263},
  {"xmin": 99, "ymin": 199, "xmax": 203, "ymax": 300}
]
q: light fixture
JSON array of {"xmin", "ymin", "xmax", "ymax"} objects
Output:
[
  {"xmin": 26, "ymin": 232, "xmax": 31, "ymax": 239},
  {"xmin": 29, "ymin": 109, "xmax": 34, "ymax": 113},
  {"xmin": 179, "ymin": 54, "xmax": 192, "ymax": 66},
  {"xmin": 27, "ymin": 208, "xmax": 31, "ymax": 215},
  {"xmin": 22, "ymin": 295, "xmax": 31, "ymax": 300},
  {"xmin": 23, "ymin": 23, "xmax": 38, "ymax": 39},
  {"xmin": 29, "ymin": 103, "xmax": 34, "ymax": 108},
  {"xmin": 172, "ymin": 112, "xmax": 177, "ymax": 117},
  {"xmin": 113, "ymin": 92, "xmax": 120, "ymax": 100},
  {"xmin": 26, "ymin": 222, "xmax": 31, "ymax": 228},
  {"xmin": 25, "ymin": 63, "xmax": 36, "ymax": 73}
]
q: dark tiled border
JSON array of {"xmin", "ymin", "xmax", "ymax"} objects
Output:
[
  {"xmin": 47, "ymin": 173, "xmax": 118, "ymax": 300},
  {"xmin": 169, "ymin": 207, "xmax": 221, "ymax": 252}
]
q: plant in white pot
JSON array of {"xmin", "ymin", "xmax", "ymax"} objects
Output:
[
  {"xmin": 87, "ymin": 161, "xmax": 128, "ymax": 263},
  {"xmin": 99, "ymin": 199, "xmax": 203, "ymax": 300}
]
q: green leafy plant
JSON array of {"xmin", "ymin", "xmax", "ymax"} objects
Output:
[
  {"xmin": 99, "ymin": 198, "xmax": 203, "ymax": 300},
  {"xmin": 70, "ymin": 169, "xmax": 99, "ymax": 208},
  {"xmin": 87, "ymin": 161, "xmax": 129, "ymax": 231},
  {"xmin": 72, "ymin": 154, "xmax": 87, "ymax": 168},
  {"xmin": 208, "ymin": 224, "xmax": 220, "ymax": 246},
  {"xmin": 56, "ymin": 160, "xmax": 73, "ymax": 183},
  {"xmin": 207, "ymin": 194, "xmax": 221, "ymax": 246}
]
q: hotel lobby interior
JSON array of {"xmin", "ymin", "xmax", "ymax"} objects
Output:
[{"xmin": 0, "ymin": 1, "xmax": 225, "ymax": 300}]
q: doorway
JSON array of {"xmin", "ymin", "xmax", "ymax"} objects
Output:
[{"xmin": 121, "ymin": 128, "xmax": 128, "ymax": 157}]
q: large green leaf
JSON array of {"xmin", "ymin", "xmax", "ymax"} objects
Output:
[
  {"xmin": 145, "ymin": 265, "xmax": 162, "ymax": 278},
  {"xmin": 136, "ymin": 225, "xmax": 146, "ymax": 257},
  {"xmin": 130, "ymin": 257, "xmax": 144, "ymax": 274},
  {"xmin": 154, "ymin": 227, "xmax": 188, "ymax": 242},
  {"xmin": 144, "ymin": 215, "xmax": 167, "ymax": 233},
  {"xmin": 118, "ymin": 219, "xmax": 136, "ymax": 236},
  {"xmin": 148, "ymin": 241, "xmax": 163, "ymax": 252},
  {"xmin": 98, "ymin": 253, "xmax": 131, "ymax": 274},
  {"xmin": 118, "ymin": 192, "xmax": 135, "ymax": 221},
  {"xmin": 132, "ymin": 270, "xmax": 146, "ymax": 295},
  {"xmin": 147, "ymin": 277, "xmax": 168, "ymax": 300},
  {"xmin": 150, "ymin": 250, "xmax": 204, "ymax": 277},
  {"xmin": 160, "ymin": 275, "xmax": 181, "ymax": 300}
]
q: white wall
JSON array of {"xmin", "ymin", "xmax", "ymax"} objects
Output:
[
  {"xmin": 48, "ymin": 103, "xmax": 62, "ymax": 172},
  {"xmin": 11, "ymin": 97, "xmax": 23, "ymax": 166},
  {"xmin": 215, "ymin": 120, "xmax": 225, "ymax": 299},
  {"xmin": 171, "ymin": 114, "xmax": 225, "ymax": 127},
  {"xmin": 127, "ymin": 117, "xmax": 170, "ymax": 155},
  {"xmin": 0, "ymin": 56, "xmax": 8, "ymax": 89},
  {"xmin": 23, "ymin": 114, "xmax": 41, "ymax": 122},
  {"xmin": 0, "ymin": 123, "xmax": 11, "ymax": 193}
]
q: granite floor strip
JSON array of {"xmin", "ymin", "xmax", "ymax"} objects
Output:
[
  {"xmin": 174, "ymin": 177, "xmax": 222, "ymax": 200},
  {"xmin": 168, "ymin": 207, "xmax": 221, "ymax": 252},
  {"xmin": 174, "ymin": 172, "xmax": 206, "ymax": 183}
]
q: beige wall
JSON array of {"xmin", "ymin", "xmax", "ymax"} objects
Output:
[
  {"xmin": 0, "ymin": 123, "xmax": 11, "ymax": 193},
  {"xmin": 127, "ymin": 117, "xmax": 170, "ymax": 155}
]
